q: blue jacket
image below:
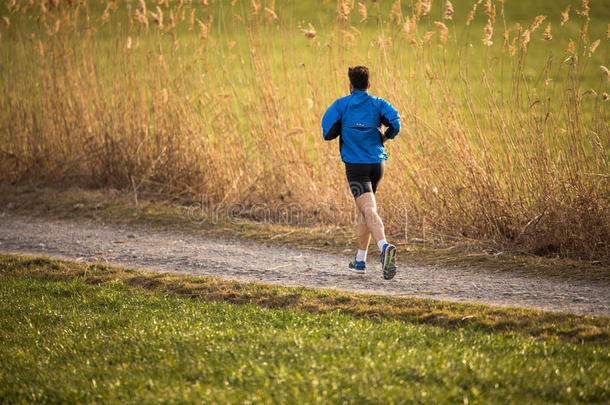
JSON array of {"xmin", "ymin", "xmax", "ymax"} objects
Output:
[{"xmin": 321, "ymin": 90, "xmax": 401, "ymax": 163}]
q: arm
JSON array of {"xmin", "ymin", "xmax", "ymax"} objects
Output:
[
  {"xmin": 379, "ymin": 98, "xmax": 401, "ymax": 140},
  {"xmin": 321, "ymin": 100, "xmax": 342, "ymax": 141}
]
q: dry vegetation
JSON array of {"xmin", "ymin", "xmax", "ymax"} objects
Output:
[{"xmin": 0, "ymin": 0, "xmax": 608, "ymax": 261}]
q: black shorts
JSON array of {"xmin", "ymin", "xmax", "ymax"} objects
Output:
[{"xmin": 345, "ymin": 162, "xmax": 384, "ymax": 199}]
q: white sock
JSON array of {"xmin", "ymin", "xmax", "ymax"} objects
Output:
[
  {"xmin": 377, "ymin": 239, "xmax": 388, "ymax": 252},
  {"xmin": 356, "ymin": 249, "xmax": 367, "ymax": 262}
]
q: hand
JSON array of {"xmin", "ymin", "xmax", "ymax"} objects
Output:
[{"xmin": 379, "ymin": 130, "xmax": 389, "ymax": 144}]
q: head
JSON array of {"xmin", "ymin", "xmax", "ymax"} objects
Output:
[{"xmin": 348, "ymin": 66, "xmax": 370, "ymax": 92}]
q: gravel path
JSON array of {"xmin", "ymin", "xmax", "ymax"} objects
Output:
[{"xmin": 0, "ymin": 213, "xmax": 608, "ymax": 316}]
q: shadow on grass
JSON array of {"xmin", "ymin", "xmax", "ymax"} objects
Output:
[{"xmin": 1, "ymin": 253, "xmax": 608, "ymax": 345}]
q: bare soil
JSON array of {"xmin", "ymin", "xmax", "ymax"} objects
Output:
[{"xmin": 1, "ymin": 213, "xmax": 608, "ymax": 316}]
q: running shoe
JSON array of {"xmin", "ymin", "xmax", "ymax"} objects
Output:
[
  {"xmin": 380, "ymin": 243, "xmax": 397, "ymax": 280},
  {"xmin": 348, "ymin": 258, "xmax": 366, "ymax": 274}
]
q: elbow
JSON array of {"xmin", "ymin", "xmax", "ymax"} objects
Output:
[
  {"xmin": 323, "ymin": 120, "xmax": 341, "ymax": 141},
  {"xmin": 389, "ymin": 120, "xmax": 401, "ymax": 139},
  {"xmin": 381, "ymin": 114, "xmax": 401, "ymax": 139},
  {"xmin": 384, "ymin": 123, "xmax": 400, "ymax": 140},
  {"xmin": 323, "ymin": 132, "xmax": 337, "ymax": 141},
  {"xmin": 324, "ymin": 132, "xmax": 340, "ymax": 141}
]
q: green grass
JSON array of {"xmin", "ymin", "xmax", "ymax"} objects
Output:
[
  {"xmin": 2, "ymin": 254, "xmax": 609, "ymax": 344},
  {"xmin": 1, "ymin": 255, "xmax": 609, "ymax": 403}
]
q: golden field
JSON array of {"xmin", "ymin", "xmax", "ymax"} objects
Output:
[{"xmin": 0, "ymin": 0, "xmax": 608, "ymax": 260}]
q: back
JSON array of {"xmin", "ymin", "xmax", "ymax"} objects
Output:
[{"xmin": 322, "ymin": 90, "xmax": 401, "ymax": 164}]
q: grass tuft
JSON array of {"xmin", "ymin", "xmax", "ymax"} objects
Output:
[{"xmin": 1, "ymin": 253, "xmax": 608, "ymax": 345}]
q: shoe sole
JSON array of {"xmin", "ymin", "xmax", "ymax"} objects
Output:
[
  {"xmin": 348, "ymin": 265, "xmax": 366, "ymax": 274},
  {"xmin": 382, "ymin": 245, "xmax": 397, "ymax": 280}
]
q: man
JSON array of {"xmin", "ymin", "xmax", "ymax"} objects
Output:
[{"xmin": 321, "ymin": 66, "xmax": 401, "ymax": 280}]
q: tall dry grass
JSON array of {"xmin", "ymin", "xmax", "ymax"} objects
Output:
[{"xmin": 0, "ymin": 0, "xmax": 608, "ymax": 261}]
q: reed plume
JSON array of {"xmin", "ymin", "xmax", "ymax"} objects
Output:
[{"xmin": 444, "ymin": 1, "xmax": 454, "ymax": 20}]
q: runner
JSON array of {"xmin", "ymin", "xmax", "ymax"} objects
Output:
[{"xmin": 321, "ymin": 66, "xmax": 401, "ymax": 279}]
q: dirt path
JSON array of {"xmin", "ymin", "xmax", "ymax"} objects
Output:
[{"xmin": 0, "ymin": 213, "xmax": 608, "ymax": 316}]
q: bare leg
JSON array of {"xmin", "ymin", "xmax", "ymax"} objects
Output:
[
  {"xmin": 357, "ymin": 213, "xmax": 371, "ymax": 251},
  {"xmin": 355, "ymin": 192, "xmax": 386, "ymax": 244}
]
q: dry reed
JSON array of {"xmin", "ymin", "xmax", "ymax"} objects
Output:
[{"xmin": 0, "ymin": 0, "xmax": 608, "ymax": 262}]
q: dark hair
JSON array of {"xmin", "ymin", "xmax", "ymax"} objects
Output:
[{"xmin": 348, "ymin": 66, "xmax": 369, "ymax": 90}]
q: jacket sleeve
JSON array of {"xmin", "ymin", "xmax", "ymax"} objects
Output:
[
  {"xmin": 379, "ymin": 98, "xmax": 401, "ymax": 140},
  {"xmin": 321, "ymin": 100, "xmax": 342, "ymax": 141}
]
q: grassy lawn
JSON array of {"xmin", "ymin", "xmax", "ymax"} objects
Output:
[
  {"xmin": 0, "ymin": 254, "xmax": 609, "ymax": 403},
  {"xmin": 0, "ymin": 1, "xmax": 608, "ymax": 397}
]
